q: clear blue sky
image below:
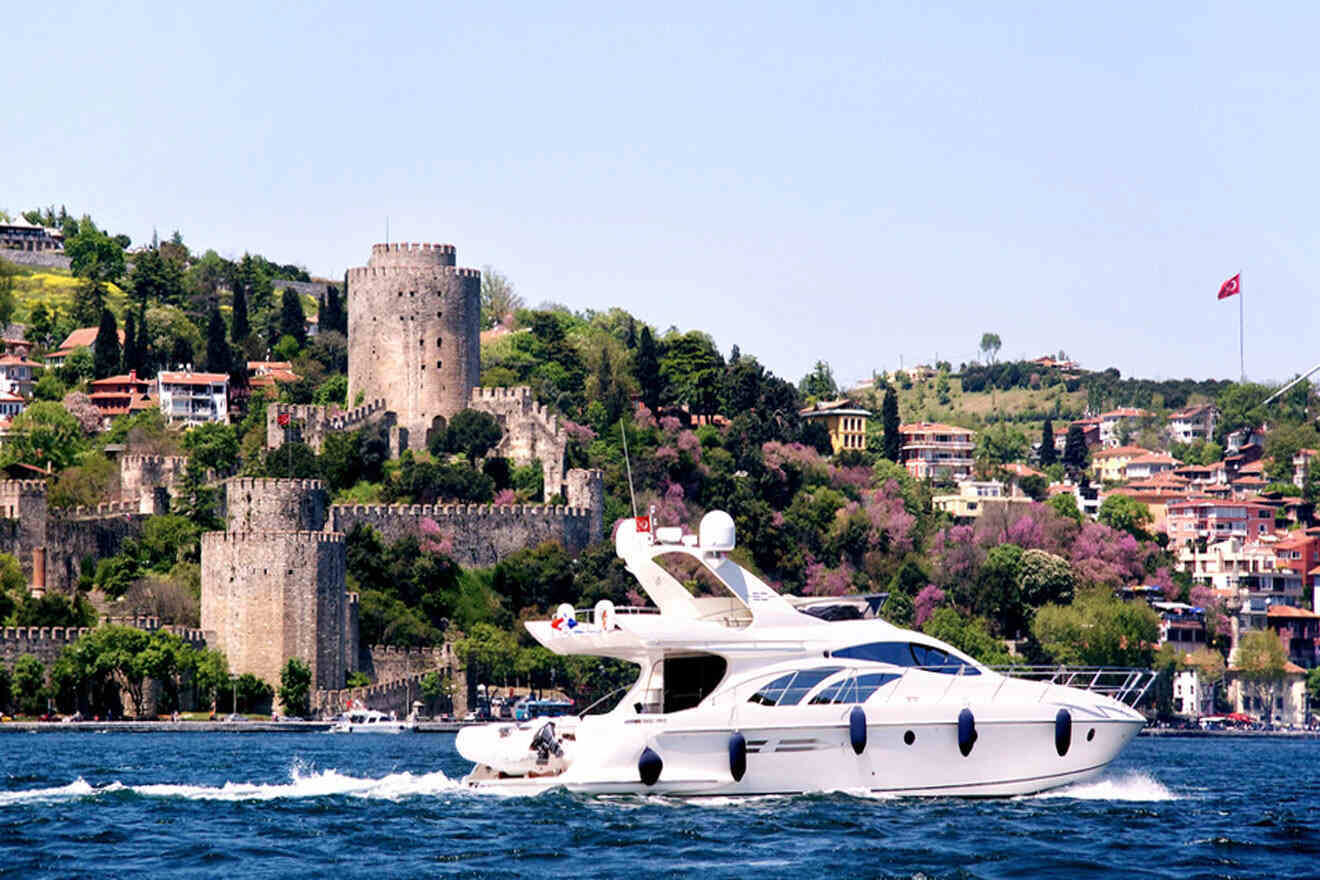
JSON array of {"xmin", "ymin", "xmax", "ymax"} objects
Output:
[{"xmin": 5, "ymin": 1, "xmax": 1315, "ymax": 388}]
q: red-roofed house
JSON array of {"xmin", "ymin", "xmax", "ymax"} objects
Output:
[
  {"xmin": 157, "ymin": 371, "xmax": 229, "ymax": 425},
  {"xmin": 0, "ymin": 389, "xmax": 25, "ymax": 420},
  {"xmin": 87, "ymin": 370, "xmax": 153, "ymax": 428},
  {"xmin": 1266, "ymin": 605, "xmax": 1320, "ymax": 669},
  {"xmin": 1069, "ymin": 416, "xmax": 1101, "ymax": 448},
  {"xmin": 898, "ymin": 422, "xmax": 975, "ymax": 481},
  {"xmin": 44, "ymin": 327, "xmax": 125, "ymax": 369},
  {"xmin": 1099, "ymin": 407, "xmax": 1152, "ymax": 447}
]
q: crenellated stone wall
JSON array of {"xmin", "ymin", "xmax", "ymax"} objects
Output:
[
  {"xmin": 221, "ymin": 477, "xmax": 329, "ymax": 532},
  {"xmin": 469, "ymin": 386, "xmax": 568, "ymax": 500},
  {"xmin": 328, "ymin": 501, "xmax": 596, "ymax": 567},
  {"xmin": 0, "ymin": 618, "xmax": 206, "ymax": 668},
  {"xmin": 265, "ymin": 398, "xmax": 392, "ymax": 454},
  {"xmin": 119, "ymin": 454, "xmax": 189, "ymax": 511}
]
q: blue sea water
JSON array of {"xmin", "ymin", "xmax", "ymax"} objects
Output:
[{"xmin": 0, "ymin": 732, "xmax": 1316, "ymax": 879}]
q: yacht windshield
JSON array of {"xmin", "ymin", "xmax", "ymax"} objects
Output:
[
  {"xmin": 831, "ymin": 642, "xmax": 980, "ymax": 675},
  {"xmin": 808, "ymin": 672, "xmax": 901, "ymax": 704}
]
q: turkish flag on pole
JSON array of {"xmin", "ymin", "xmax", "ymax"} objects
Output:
[{"xmin": 1217, "ymin": 273, "xmax": 1241, "ymax": 300}]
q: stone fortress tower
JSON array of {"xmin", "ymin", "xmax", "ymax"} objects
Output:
[{"xmin": 346, "ymin": 243, "xmax": 481, "ymax": 450}]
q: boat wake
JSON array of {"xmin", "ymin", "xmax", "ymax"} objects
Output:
[
  {"xmin": 1023, "ymin": 772, "xmax": 1178, "ymax": 801},
  {"xmin": 0, "ymin": 765, "xmax": 460, "ymax": 805}
]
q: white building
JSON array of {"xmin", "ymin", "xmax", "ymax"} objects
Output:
[
  {"xmin": 1169, "ymin": 404, "xmax": 1218, "ymax": 444},
  {"xmin": 157, "ymin": 371, "xmax": 229, "ymax": 425},
  {"xmin": 0, "ymin": 354, "xmax": 40, "ymax": 398}
]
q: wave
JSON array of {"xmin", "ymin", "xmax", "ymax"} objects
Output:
[
  {"xmin": 1025, "ymin": 772, "xmax": 1179, "ymax": 801},
  {"xmin": 0, "ymin": 767, "xmax": 459, "ymax": 805}
]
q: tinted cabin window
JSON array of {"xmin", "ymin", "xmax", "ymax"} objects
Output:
[
  {"xmin": 809, "ymin": 672, "xmax": 901, "ymax": 704},
  {"xmin": 663, "ymin": 654, "xmax": 728, "ymax": 713},
  {"xmin": 832, "ymin": 642, "xmax": 980, "ymax": 676},
  {"xmin": 747, "ymin": 668, "xmax": 842, "ymax": 706}
]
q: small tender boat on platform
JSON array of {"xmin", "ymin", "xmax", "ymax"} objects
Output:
[
  {"xmin": 329, "ymin": 703, "xmax": 415, "ymax": 734},
  {"xmin": 456, "ymin": 511, "xmax": 1155, "ymax": 797}
]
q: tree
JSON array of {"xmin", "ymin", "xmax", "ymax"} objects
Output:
[
  {"xmin": 1017, "ymin": 548, "xmax": 1075, "ymax": 609},
  {"xmin": 634, "ymin": 326, "xmax": 661, "ymax": 412},
  {"xmin": 1062, "ymin": 425, "xmax": 1089, "ymax": 473},
  {"xmin": 71, "ymin": 279, "xmax": 105, "ymax": 329},
  {"xmin": 13, "ymin": 654, "xmax": 47, "ymax": 715},
  {"xmin": 0, "ymin": 258, "xmax": 17, "ymax": 330},
  {"xmin": 231, "ymin": 272, "xmax": 250, "ymax": 342},
  {"xmin": 438, "ymin": 409, "xmax": 503, "ymax": 463},
  {"xmin": 65, "ymin": 216, "xmax": 126, "ymax": 285},
  {"xmin": 1264, "ymin": 422, "xmax": 1320, "ymax": 483},
  {"xmin": 321, "ymin": 284, "xmax": 346, "ymax": 336},
  {"xmin": 1307, "ymin": 667, "xmax": 1320, "ymax": 710},
  {"xmin": 278, "ymin": 287, "xmax": 307, "ymax": 348},
  {"xmin": 91, "ymin": 309, "xmax": 120, "ymax": 379},
  {"xmin": 122, "ymin": 310, "xmax": 140, "ymax": 375},
  {"xmin": 1032, "ymin": 588, "xmax": 1160, "ymax": 667},
  {"xmin": 1097, "ymin": 494, "xmax": 1153, "ymax": 540},
  {"xmin": 128, "ymin": 246, "xmax": 185, "ymax": 309},
  {"xmin": 799, "ymin": 361, "xmax": 838, "ymax": 400},
  {"xmin": 1039, "ymin": 419, "xmax": 1057, "ymax": 466},
  {"xmin": 979, "ymin": 332, "xmax": 1002, "ymax": 365},
  {"xmin": 278, "ymin": 658, "xmax": 312, "ymax": 717},
  {"xmin": 882, "ymin": 389, "xmax": 901, "ymax": 462},
  {"xmin": 975, "ymin": 423, "xmax": 1029, "ymax": 472},
  {"xmin": 192, "ymin": 648, "xmax": 230, "ymax": 713},
  {"xmin": 659, "ymin": 331, "xmax": 724, "ymax": 416},
  {"xmin": 922, "ymin": 607, "xmax": 1012, "ymax": 665},
  {"xmin": 183, "ymin": 422, "xmax": 239, "ymax": 472},
  {"xmin": 1214, "ymin": 382, "xmax": 1271, "ymax": 445},
  {"xmin": 1235, "ymin": 629, "xmax": 1288, "ymax": 722},
  {"xmin": 480, "ymin": 266, "xmax": 523, "ymax": 329},
  {"xmin": 1, "ymin": 401, "xmax": 85, "ymax": 470},
  {"xmin": 204, "ymin": 306, "xmax": 231, "ymax": 375}
]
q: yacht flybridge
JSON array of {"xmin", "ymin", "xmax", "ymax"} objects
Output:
[{"xmin": 456, "ymin": 511, "xmax": 1154, "ymax": 797}]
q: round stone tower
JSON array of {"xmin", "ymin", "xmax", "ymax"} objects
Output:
[{"xmin": 346, "ymin": 242, "xmax": 481, "ymax": 449}]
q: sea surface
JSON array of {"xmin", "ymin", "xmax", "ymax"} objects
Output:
[{"xmin": 0, "ymin": 731, "xmax": 1316, "ymax": 879}]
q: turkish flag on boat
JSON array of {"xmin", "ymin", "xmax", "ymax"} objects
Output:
[
  {"xmin": 635, "ymin": 515, "xmax": 651, "ymax": 533},
  {"xmin": 1217, "ymin": 273, "xmax": 1241, "ymax": 300}
]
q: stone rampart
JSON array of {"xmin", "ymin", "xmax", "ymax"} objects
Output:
[
  {"xmin": 265, "ymin": 399, "xmax": 390, "ymax": 453},
  {"xmin": 329, "ymin": 502, "xmax": 595, "ymax": 567},
  {"xmin": 0, "ymin": 248, "xmax": 71, "ymax": 270},
  {"xmin": 0, "ymin": 621, "xmax": 206, "ymax": 669},
  {"xmin": 366, "ymin": 643, "xmax": 456, "ymax": 684},
  {"xmin": 273, "ymin": 279, "xmax": 330, "ymax": 300},
  {"xmin": 201, "ymin": 530, "xmax": 347, "ymax": 693},
  {"xmin": 47, "ymin": 510, "xmax": 149, "ymax": 593},
  {"xmin": 469, "ymin": 386, "xmax": 567, "ymax": 500},
  {"xmin": 120, "ymin": 454, "xmax": 189, "ymax": 510}
]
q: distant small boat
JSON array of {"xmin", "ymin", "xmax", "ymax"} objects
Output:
[{"xmin": 329, "ymin": 702, "xmax": 415, "ymax": 734}]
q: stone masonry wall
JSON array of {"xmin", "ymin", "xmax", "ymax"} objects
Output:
[
  {"xmin": 0, "ymin": 618, "xmax": 206, "ymax": 669},
  {"xmin": 469, "ymin": 386, "xmax": 567, "ymax": 500},
  {"xmin": 0, "ymin": 248, "xmax": 71, "ymax": 271},
  {"xmin": 201, "ymin": 530, "xmax": 347, "ymax": 693},
  {"xmin": 328, "ymin": 502, "xmax": 595, "ymax": 568},
  {"xmin": 119, "ymin": 454, "xmax": 189, "ymax": 511},
  {"xmin": 265, "ymin": 399, "xmax": 390, "ymax": 454},
  {"xmin": 221, "ymin": 477, "xmax": 328, "ymax": 532},
  {"xmin": 347, "ymin": 243, "xmax": 481, "ymax": 450}
]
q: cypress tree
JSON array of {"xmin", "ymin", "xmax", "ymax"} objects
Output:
[
  {"xmin": 635, "ymin": 326, "xmax": 661, "ymax": 413},
  {"xmin": 92, "ymin": 308, "xmax": 121, "ymax": 379},
  {"xmin": 882, "ymin": 389, "xmax": 901, "ymax": 462},
  {"xmin": 205, "ymin": 306, "xmax": 231, "ymax": 375},
  {"xmin": 1063, "ymin": 425, "xmax": 1089, "ymax": 473},
  {"xmin": 278, "ymin": 287, "xmax": 307, "ymax": 347},
  {"xmin": 231, "ymin": 274, "xmax": 250, "ymax": 342},
  {"xmin": 322, "ymin": 284, "xmax": 344, "ymax": 337},
  {"xmin": 1039, "ymin": 418, "xmax": 1057, "ymax": 466},
  {"xmin": 122, "ymin": 310, "xmax": 139, "ymax": 375}
]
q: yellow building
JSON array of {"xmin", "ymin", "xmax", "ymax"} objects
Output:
[
  {"xmin": 1091, "ymin": 445, "xmax": 1149, "ymax": 483},
  {"xmin": 799, "ymin": 399, "xmax": 872, "ymax": 454},
  {"xmin": 933, "ymin": 480, "xmax": 1034, "ymax": 520}
]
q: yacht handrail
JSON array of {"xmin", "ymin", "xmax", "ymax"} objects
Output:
[
  {"xmin": 577, "ymin": 685, "xmax": 632, "ymax": 718},
  {"xmin": 705, "ymin": 663, "xmax": 1158, "ymax": 711}
]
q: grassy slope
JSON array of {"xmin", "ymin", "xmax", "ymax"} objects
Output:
[{"xmin": 7, "ymin": 263, "xmax": 128, "ymax": 324}]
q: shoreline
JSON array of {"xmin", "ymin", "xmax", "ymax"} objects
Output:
[{"xmin": 0, "ymin": 719, "xmax": 466, "ymax": 734}]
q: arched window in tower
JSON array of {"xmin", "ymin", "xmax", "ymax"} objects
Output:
[
  {"xmin": 436, "ymin": 337, "xmax": 443, "ymax": 348},
  {"xmin": 436, "ymin": 360, "xmax": 443, "ymax": 369}
]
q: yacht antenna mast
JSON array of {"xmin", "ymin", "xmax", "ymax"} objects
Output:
[{"xmin": 620, "ymin": 421, "xmax": 638, "ymax": 518}]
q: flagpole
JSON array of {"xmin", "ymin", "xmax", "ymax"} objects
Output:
[{"xmin": 1239, "ymin": 272, "xmax": 1244, "ymax": 382}]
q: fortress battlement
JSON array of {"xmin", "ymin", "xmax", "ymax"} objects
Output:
[
  {"xmin": 471, "ymin": 386, "xmax": 533, "ymax": 402},
  {"xmin": 120, "ymin": 454, "xmax": 189, "ymax": 466},
  {"xmin": 326, "ymin": 398, "xmax": 387, "ymax": 430},
  {"xmin": 347, "ymin": 265, "xmax": 480, "ymax": 282},
  {"xmin": 61, "ymin": 500, "xmax": 143, "ymax": 519},
  {"xmin": 0, "ymin": 479, "xmax": 49, "ymax": 495},
  {"xmin": 1, "ymin": 625, "xmax": 91, "ymax": 643},
  {"xmin": 331, "ymin": 502, "xmax": 587, "ymax": 518},
  {"xmin": 202, "ymin": 530, "xmax": 346, "ymax": 545},
  {"xmin": 371, "ymin": 242, "xmax": 456, "ymax": 256},
  {"xmin": 371, "ymin": 644, "xmax": 451, "ymax": 657},
  {"xmin": 226, "ymin": 477, "xmax": 326, "ymax": 492}
]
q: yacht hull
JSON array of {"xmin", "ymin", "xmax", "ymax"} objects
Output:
[{"xmin": 459, "ymin": 714, "xmax": 1144, "ymax": 798}]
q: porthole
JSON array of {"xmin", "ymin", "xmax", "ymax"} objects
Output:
[
  {"xmin": 1086, "ymin": 728, "xmax": 1095, "ymax": 742},
  {"xmin": 903, "ymin": 730, "xmax": 915, "ymax": 746}
]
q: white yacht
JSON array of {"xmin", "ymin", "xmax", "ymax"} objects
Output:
[
  {"xmin": 456, "ymin": 511, "xmax": 1154, "ymax": 797},
  {"xmin": 329, "ymin": 703, "xmax": 415, "ymax": 734}
]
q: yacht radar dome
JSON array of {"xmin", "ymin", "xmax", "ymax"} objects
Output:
[{"xmin": 699, "ymin": 510, "xmax": 736, "ymax": 552}]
